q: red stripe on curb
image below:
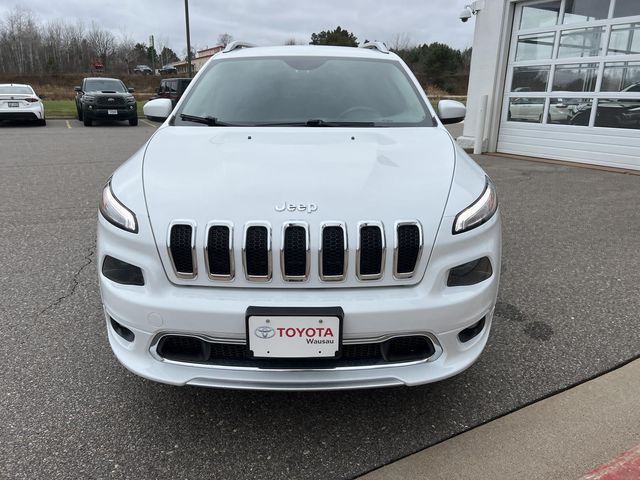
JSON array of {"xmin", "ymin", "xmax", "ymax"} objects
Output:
[{"xmin": 578, "ymin": 444, "xmax": 640, "ymax": 480}]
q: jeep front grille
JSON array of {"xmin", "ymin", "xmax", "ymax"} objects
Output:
[
  {"xmin": 166, "ymin": 220, "xmax": 423, "ymax": 284},
  {"xmin": 281, "ymin": 222, "xmax": 309, "ymax": 281},
  {"xmin": 205, "ymin": 223, "xmax": 233, "ymax": 280},
  {"xmin": 357, "ymin": 222, "xmax": 385, "ymax": 280},
  {"xmin": 168, "ymin": 223, "xmax": 196, "ymax": 278},
  {"xmin": 394, "ymin": 222, "xmax": 423, "ymax": 279},
  {"xmin": 320, "ymin": 222, "xmax": 347, "ymax": 281},
  {"xmin": 243, "ymin": 224, "xmax": 271, "ymax": 281}
]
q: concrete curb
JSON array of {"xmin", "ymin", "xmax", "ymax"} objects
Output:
[{"xmin": 360, "ymin": 358, "xmax": 640, "ymax": 480}]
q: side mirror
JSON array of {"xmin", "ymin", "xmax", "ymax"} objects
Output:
[
  {"xmin": 437, "ymin": 99, "xmax": 466, "ymax": 125},
  {"xmin": 156, "ymin": 87, "xmax": 161, "ymax": 94},
  {"xmin": 128, "ymin": 87, "xmax": 135, "ymax": 93},
  {"xmin": 74, "ymin": 86, "xmax": 81, "ymax": 92},
  {"xmin": 143, "ymin": 98, "xmax": 173, "ymax": 123},
  {"xmin": 39, "ymin": 94, "xmax": 46, "ymax": 99}
]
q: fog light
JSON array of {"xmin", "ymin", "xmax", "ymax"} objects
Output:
[
  {"xmin": 447, "ymin": 257, "xmax": 492, "ymax": 287},
  {"xmin": 88, "ymin": 105, "xmax": 93, "ymax": 110},
  {"xmin": 102, "ymin": 255, "xmax": 144, "ymax": 285}
]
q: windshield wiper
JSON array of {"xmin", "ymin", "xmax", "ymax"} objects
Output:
[
  {"xmin": 305, "ymin": 119, "xmax": 375, "ymax": 127},
  {"xmin": 252, "ymin": 119, "xmax": 376, "ymax": 127},
  {"xmin": 179, "ymin": 114, "xmax": 238, "ymax": 126}
]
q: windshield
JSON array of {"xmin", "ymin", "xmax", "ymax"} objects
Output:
[
  {"xmin": 0, "ymin": 86, "xmax": 33, "ymax": 95},
  {"xmin": 84, "ymin": 79, "xmax": 127, "ymax": 93},
  {"xmin": 176, "ymin": 56, "xmax": 433, "ymax": 127}
]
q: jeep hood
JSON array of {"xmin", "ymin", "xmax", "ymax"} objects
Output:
[{"xmin": 143, "ymin": 126, "xmax": 456, "ymax": 287}]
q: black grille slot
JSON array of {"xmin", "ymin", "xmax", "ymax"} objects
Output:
[
  {"xmin": 283, "ymin": 226, "xmax": 307, "ymax": 279},
  {"xmin": 96, "ymin": 96, "xmax": 126, "ymax": 106},
  {"xmin": 169, "ymin": 224, "xmax": 194, "ymax": 275},
  {"xmin": 396, "ymin": 224, "xmax": 421, "ymax": 275},
  {"xmin": 359, "ymin": 225, "xmax": 384, "ymax": 278},
  {"xmin": 207, "ymin": 225, "xmax": 232, "ymax": 277},
  {"xmin": 321, "ymin": 226, "xmax": 345, "ymax": 279},
  {"xmin": 245, "ymin": 226, "xmax": 270, "ymax": 278}
]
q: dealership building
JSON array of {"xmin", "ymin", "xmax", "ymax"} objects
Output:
[{"xmin": 459, "ymin": 0, "xmax": 640, "ymax": 170}]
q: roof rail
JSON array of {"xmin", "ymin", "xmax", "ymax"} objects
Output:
[
  {"xmin": 222, "ymin": 41, "xmax": 256, "ymax": 54},
  {"xmin": 360, "ymin": 41, "xmax": 389, "ymax": 54}
]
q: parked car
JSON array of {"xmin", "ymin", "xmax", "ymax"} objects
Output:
[
  {"xmin": 152, "ymin": 78, "xmax": 192, "ymax": 107},
  {"xmin": 0, "ymin": 83, "xmax": 46, "ymax": 126},
  {"xmin": 569, "ymin": 84, "xmax": 640, "ymax": 127},
  {"xmin": 133, "ymin": 64, "xmax": 153, "ymax": 75},
  {"xmin": 74, "ymin": 77, "xmax": 138, "ymax": 127},
  {"xmin": 159, "ymin": 64, "xmax": 178, "ymax": 75},
  {"xmin": 507, "ymin": 97, "xmax": 571, "ymax": 123},
  {"xmin": 101, "ymin": 43, "xmax": 501, "ymax": 391}
]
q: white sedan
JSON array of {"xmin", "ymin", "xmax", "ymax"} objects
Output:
[{"xmin": 0, "ymin": 83, "xmax": 46, "ymax": 126}]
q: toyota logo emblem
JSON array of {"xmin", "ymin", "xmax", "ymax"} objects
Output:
[{"xmin": 255, "ymin": 326, "xmax": 275, "ymax": 339}]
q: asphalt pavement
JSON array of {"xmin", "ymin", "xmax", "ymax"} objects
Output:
[{"xmin": 1, "ymin": 120, "xmax": 639, "ymax": 479}]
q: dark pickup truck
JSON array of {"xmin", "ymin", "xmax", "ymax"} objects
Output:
[{"xmin": 74, "ymin": 77, "xmax": 138, "ymax": 127}]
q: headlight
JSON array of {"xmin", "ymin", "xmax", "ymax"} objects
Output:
[
  {"xmin": 453, "ymin": 177, "xmax": 498, "ymax": 234},
  {"xmin": 125, "ymin": 95, "xmax": 135, "ymax": 103},
  {"xmin": 99, "ymin": 180, "xmax": 138, "ymax": 233},
  {"xmin": 84, "ymin": 95, "xmax": 95, "ymax": 103}
]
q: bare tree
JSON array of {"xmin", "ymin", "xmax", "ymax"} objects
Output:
[
  {"xmin": 389, "ymin": 33, "xmax": 412, "ymax": 52},
  {"xmin": 284, "ymin": 38, "xmax": 303, "ymax": 45},
  {"xmin": 86, "ymin": 21, "xmax": 116, "ymax": 68},
  {"xmin": 217, "ymin": 33, "xmax": 233, "ymax": 47}
]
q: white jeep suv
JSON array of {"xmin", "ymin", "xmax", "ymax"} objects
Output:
[{"xmin": 98, "ymin": 42, "xmax": 501, "ymax": 390}]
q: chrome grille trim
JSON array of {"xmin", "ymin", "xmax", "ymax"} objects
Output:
[
  {"xmin": 167, "ymin": 220, "xmax": 198, "ymax": 279},
  {"xmin": 165, "ymin": 220, "xmax": 423, "ymax": 283},
  {"xmin": 242, "ymin": 222, "xmax": 272, "ymax": 282},
  {"xmin": 356, "ymin": 221, "xmax": 386, "ymax": 281},
  {"xmin": 319, "ymin": 221, "xmax": 348, "ymax": 281},
  {"xmin": 280, "ymin": 221, "xmax": 310, "ymax": 282},
  {"xmin": 204, "ymin": 221, "xmax": 234, "ymax": 281},
  {"xmin": 393, "ymin": 220, "xmax": 424, "ymax": 279}
]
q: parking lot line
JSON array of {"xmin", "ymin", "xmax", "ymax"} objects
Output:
[
  {"xmin": 141, "ymin": 119, "xmax": 157, "ymax": 128},
  {"xmin": 65, "ymin": 120, "xmax": 71, "ymax": 129}
]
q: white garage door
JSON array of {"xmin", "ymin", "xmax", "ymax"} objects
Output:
[{"xmin": 498, "ymin": 0, "xmax": 640, "ymax": 170}]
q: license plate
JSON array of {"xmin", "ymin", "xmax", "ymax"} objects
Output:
[
  {"xmin": 107, "ymin": 109, "xmax": 118, "ymax": 115},
  {"xmin": 247, "ymin": 307, "xmax": 342, "ymax": 358},
  {"xmin": 8, "ymin": 102, "xmax": 19, "ymax": 108}
]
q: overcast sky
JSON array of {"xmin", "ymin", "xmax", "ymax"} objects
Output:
[{"xmin": 4, "ymin": 1, "xmax": 475, "ymax": 53}]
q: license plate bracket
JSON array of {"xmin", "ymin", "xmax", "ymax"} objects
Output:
[
  {"xmin": 107, "ymin": 109, "xmax": 118, "ymax": 115},
  {"xmin": 8, "ymin": 102, "xmax": 19, "ymax": 108},
  {"xmin": 246, "ymin": 306, "xmax": 344, "ymax": 359}
]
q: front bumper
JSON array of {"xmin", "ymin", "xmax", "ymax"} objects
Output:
[
  {"xmin": 98, "ymin": 212, "xmax": 501, "ymax": 390},
  {"xmin": 86, "ymin": 105, "xmax": 137, "ymax": 119}
]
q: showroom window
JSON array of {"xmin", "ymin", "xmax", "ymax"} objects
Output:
[{"xmin": 504, "ymin": 0, "xmax": 640, "ymax": 129}]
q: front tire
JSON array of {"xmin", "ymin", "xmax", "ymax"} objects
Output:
[
  {"xmin": 77, "ymin": 107, "xmax": 83, "ymax": 120},
  {"xmin": 129, "ymin": 117, "xmax": 138, "ymax": 126},
  {"xmin": 37, "ymin": 119, "xmax": 46, "ymax": 126},
  {"xmin": 83, "ymin": 116, "xmax": 92, "ymax": 127}
]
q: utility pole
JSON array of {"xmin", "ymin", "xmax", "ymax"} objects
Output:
[
  {"xmin": 149, "ymin": 35, "xmax": 155, "ymax": 74},
  {"xmin": 184, "ymin": 0, "xmax": 193, "ymax": 77}
]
